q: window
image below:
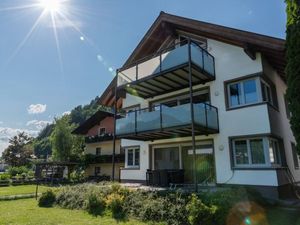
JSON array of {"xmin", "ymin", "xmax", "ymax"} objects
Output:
[
  {"xmin": 96, "ymin": 147, "xmax": 101, "ymax": 156},
  {"xmin": 95, "ymin": 167, "xmax": 101, "ymax": 176},
  {"xmin": 291, "ymin": 143, "xmax": 299, "ymax": 169},
  {"xmin": 261, "ymin": 81, "xmax": 272, "ymax": 104},
  {"xmin": 151, "ymin": 89, "xmax": 210, "ymax": 111},
  {"xmin": 269, "ymin": 139, "xmax": 281, "ymax": 165},
  {"xmin": 284, "ymin": 95, "xmax": 291, "ymax": 119},
  {"xmin": 98, "ymin": 127, "xmax": 106, "ymax": 136},
  {"xmin": 233, "ymin": 138, "xmax": 265, "ymax": 166},
  {"xmin": 126, "ymin": 147, "xmax": 140, "ymax": 168},
  {"xmin": 228, "ymin": 78, "xmax": 258, "ymax": 107},
  {"xmin": 226, "ymin": 76, "xmax": 277, "ymax": 109},
  {"xmin": 232, "ymin": 137, "xmax": 282, "ymax": 168}
]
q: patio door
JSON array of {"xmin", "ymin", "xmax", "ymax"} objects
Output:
[
  {"xmin": 182, "ymin": 141, "xmax": 215, "ymax": 185},
  {"xmin": 154, "ymin": 147, "xmax": 180, "ymax": 170}
]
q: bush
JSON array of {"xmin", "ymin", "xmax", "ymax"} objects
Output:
[
  {"xmin": 38, "ymin": 190, "xmax": 56, "ymax": 207},
  {"xmin": 106, "ymin": 193, "xmax": 125, "ymax": 218},
  {"xmin": 0, "ymin": 173, "xmax": 11, "ymax": 180},
  {"xmin": 85, "ymin": 193, "xmax": 106, "ymax": 216},
  {"xmin": 69, "ymin": 169, "xmax": 85, "ymax": 183},
  {"xmin": 186, "ymin": 194, "xmax": 217, "ymax": 225},
  {"xmin": 8, "ymin": 166, "xmax": 29, "ymax": 177},
  {"xmin": 55, "ymin": 185, "xmax": 89, "ymax": 209}
]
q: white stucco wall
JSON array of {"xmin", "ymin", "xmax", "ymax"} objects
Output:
[{"xmin": 120, "ymin": 139, "xmax": 149, "ymax": 181}]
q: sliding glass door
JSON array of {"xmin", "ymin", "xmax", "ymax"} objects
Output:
[
  {"xmin": 182, "ymin": 142, "xmax": 215, "ymax": 185},
  {"xmin": 154, "ymin": 147, "xmax": 180, "ymax": 170}
]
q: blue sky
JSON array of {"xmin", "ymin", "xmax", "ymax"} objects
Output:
[{"xmin": 0, "ymin": 0, "xmax": 286, "ymax": 153}]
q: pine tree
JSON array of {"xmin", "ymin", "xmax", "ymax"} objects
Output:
[{"xmin": 286, "ymin": 0, "xmax": 300, "ymax": 153}]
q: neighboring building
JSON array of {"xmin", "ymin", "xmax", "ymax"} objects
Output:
[
  {"xmin": 97, "ymin": 12, "xmax": 299, "ymax": 198},
  {"xmin": 73, "ymin": 110, "xmax": 124, "ymax": 180}
]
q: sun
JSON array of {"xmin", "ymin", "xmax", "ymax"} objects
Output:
[{"xmin": 39, "ymin": 0, "xmax": 62, "ymax": 13}]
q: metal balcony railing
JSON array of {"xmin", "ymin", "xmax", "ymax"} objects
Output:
[
  {"xmin": 117, "ymin": 40, "xmax": 215, "ymax": 91},
  {"xmin": 116, "ymin": 102, "xmax": 219, "ymax": 137}
]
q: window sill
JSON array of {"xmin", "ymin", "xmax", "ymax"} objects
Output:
[
  {"xmin": 122, "ymin": 167, "xmax": 140, "ymax": 170},
  {"xmin": 232, "ymin": 166, "xmax": 285, "ymax": 170},
  {"xmin": 226, "ymin": 102, "xmax": 266, "ymax": 111}
]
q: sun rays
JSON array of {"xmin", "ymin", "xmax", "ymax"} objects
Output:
[{"xmin": 1, "ymin": 0, "xmax": 116, "ymax": 77}]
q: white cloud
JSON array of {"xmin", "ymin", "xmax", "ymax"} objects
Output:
[
  {"xmin": 27, "ymin": 104, "xmax": 47, "ymax": 114},
  {"xmin": 0, "ymin": 127, "xmax": 39, "ymax": 155},
  {"xmin": 26, "ymin": 120, "xmax": 51, "ymax": 130},
  {"xmin": 62, "ymin": 111, "xmax": 71, "ymax": 116}
]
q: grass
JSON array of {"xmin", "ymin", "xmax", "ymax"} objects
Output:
[
  {"xmin": 0, "ymin": 185, "xmax": 52, "ymax": 197},
  {"xmin": 0, "ymin": 198, "xmax": 147, "ymax": 225}
]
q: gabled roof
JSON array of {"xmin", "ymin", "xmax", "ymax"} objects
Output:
[
  {"xmin": 98, "ymin": 12, "xmax": 286, "ymax": 105},
  {"xmin": 72, "ymin": 110, "xmax": 114, "ymax": 135}
]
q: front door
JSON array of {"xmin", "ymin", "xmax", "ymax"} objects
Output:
[{"xmin": 182, "ymin": 141, "xmax": 215, "ymax": 185}]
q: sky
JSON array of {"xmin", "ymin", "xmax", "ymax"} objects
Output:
[{"xmin": 0, "ymin": 0, "xmax": 286, "ymax": 154}]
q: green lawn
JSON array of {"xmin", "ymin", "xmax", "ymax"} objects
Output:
[
  {"xmin": 0, "ymin": 198, "xmax": 147, "ymax": 225},
  {"xmin": 0, "ymin": 185, "xmax": 52, "ymax": 197}
]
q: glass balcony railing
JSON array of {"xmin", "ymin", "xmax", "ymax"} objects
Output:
[
  {"xmin": 117, "ymin": 40, "xmax": 215, "ymax": 87},
  {"xmin": 116, "ymin": 103, "xmax": 219, "ymax": 136}
]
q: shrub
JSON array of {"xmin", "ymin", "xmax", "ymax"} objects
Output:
[
  {"xmin": 38, "ymin": 190, "xmax": 56, "ymax": 207},
  {"xmin": 199, "ymin": 187, "xmax": 261, "ymax": 224},
  {"xmin": 55, "ymin": 185, "xmax": 89, "ymax": 209},
  {"xmin": 85, "ymin": 192, "xmax": 106, "ymax": 216},
  {"xmin": 69, "ymin": 169, "xmax": 85, "ymax": 183},
  {"xmin": 8, "ymin": 166, "xmax": 29, "ymax": 177},
  {"xmin": 106, "ymin": 193, "xmax": 125, "ymax": 218},
  {"xmin": 0, "ymin": 173, "xmax": 11, "ymax": 180},
  {"xmin": 186, "ymin": 194, "xmax": 217, "ymax": 225}
]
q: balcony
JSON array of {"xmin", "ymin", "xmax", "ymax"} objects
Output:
[
  {"xmin": 85, "ymin": 154, "xmax": 125, "ymax": 164},
  {"xmin": 85, "ymin": 133, "xmax": 114, "ymax": 144},
  {"xmin": 117, "ymin": 40, "xmax": 215, "ymax": 99},
  {"xmin": 116, "ymin": 103, "xmax": 219, "ymax": 141}
]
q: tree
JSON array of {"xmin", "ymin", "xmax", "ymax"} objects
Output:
[
  {"xmin": 33, "ymin": 124, "xmax": 54, "ymax": 159},
  {"xmin": 50, "ymin": 116, "xmax": 84, "ymax": 162},
  {"xmin": 51, "ymin": 116, "xmax": 74, "ymax": 161},
  {"xmin": 286, "ymin": 0, "xmax": 300, "ymax": 153},
  {"xmin": 2, "ymin": 132, "xmax": 34, "ymax": 166}
]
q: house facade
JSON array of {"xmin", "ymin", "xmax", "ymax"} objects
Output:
[
  {"xmin": 73, "ymin": 110, "xmax": 124, "ymax": 180},
  {"xmin": 98, "ymin": 12, "xmax": 299, "ymax": 198}
]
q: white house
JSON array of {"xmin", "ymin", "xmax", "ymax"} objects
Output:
[{"xmin": 98, "ymin": 12, "xmax": 299, "ymax": 198}]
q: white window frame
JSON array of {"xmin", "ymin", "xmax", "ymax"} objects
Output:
[
  {"xmin": 227, "ymin": 77, "xmax": 277, "ymax": 109},
  {"xmin": 261, "ymin": 80, "xmax": 273, "ymax": 105},
  {"xmin": 232, "ymin": 137, "xmax": 284, "ymax": 169},
  {"xmin": 269, "ymin": 138, "xmax": 281, "ymax": 167},
  {"xmin": 98, "ymin": 127, "xmax": 106, "ymax": 136},
  {"xmin": 232, "ymin": 137, "xmax": 269, "ymax": 168},
  {"xmin": 228, "ymin": 78, "xmax": 260, "ymax": 108},
  {"xmin": 125, "ymin": 147, "xmax": 140, "ymax": 168}
]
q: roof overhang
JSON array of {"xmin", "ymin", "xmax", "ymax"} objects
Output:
[
  {"xmin": 72, "ymin": 110, "xmax": 115, "ymax": 135},
  {"xmin": 98, "ymin": 12, "xmax": 286, "ymax": 105}
]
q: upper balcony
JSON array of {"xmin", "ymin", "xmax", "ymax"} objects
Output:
[
  {"xmin": 117, "ymin": 40, "xmax": 215, "ymax": 99},
  {"xmin": 116, "ymin": 102, "xmax": 219, "ymax": 141}
]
